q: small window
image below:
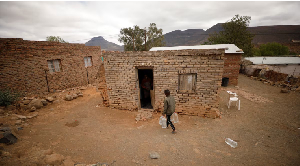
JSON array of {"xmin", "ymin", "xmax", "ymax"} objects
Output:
[
  {"xmin": 84, "ymin": 56, "xmax": 92, "ymax": 67},
  {"xmin": 178, "ymin": 73, "xmax": 197, "ymax": 93},
  {"xmin": 47, "ymin": 59, "xmax": 62, "ymax": 73}
]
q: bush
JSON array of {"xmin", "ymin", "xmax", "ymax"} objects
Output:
[
  {"xmin": 259, "ymin": 42, "xmax": 289, "ymax": 56},
  {"xmin": 0, "ymin": 89, "xmax": 22, "ymax": 106}
]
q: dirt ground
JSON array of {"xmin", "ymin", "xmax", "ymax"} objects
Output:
[{"xmin": 1, "ymin": 74, "xmax": 300, "ymax": 166}]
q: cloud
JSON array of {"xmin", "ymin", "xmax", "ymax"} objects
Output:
[{"xmin": 0, "ymin": 1, "xmax": 299, "ymax": 45}]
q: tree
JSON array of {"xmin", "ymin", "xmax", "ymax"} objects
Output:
[
  {"xmin": 253, "ymin": 42, "xmax": 289, "ymax": 56},
  {"xmin": 118, "ymin": 23, "xmax": 165, "ymax": 51},
  {"xmin": 46, "ymin": 36, "xmax": 68, "ymax": 43},
  {"xmin": 207, "ymin": 15, "xmax": 254, "ymax": 56}
]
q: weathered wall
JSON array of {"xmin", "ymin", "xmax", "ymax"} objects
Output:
[
  {"xmin": 223, "ymin": 53, "xmax": 242, "ymax": 86},
  {"xmin": 0, "ymin": 38, "xmax": 101, "ymax": 95},
  {"xmin": 103, "ymin": 49, "xmax": 225, "ymax": 116}
]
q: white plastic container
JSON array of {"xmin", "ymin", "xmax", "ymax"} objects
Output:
[
  {"xmin": 161, "ymin": 117, "xmax": 167, "ymax": 128},
  {"xmin": 225, "ymin": 138, "xmax": 238, "ymax": 148},
  {"xmin": 173, "ymin": 113, "xmax": 179, "ymax": 123},
  {"xmin": 159, "ymin": 116, "xmax": 164, "ymax": 125}
]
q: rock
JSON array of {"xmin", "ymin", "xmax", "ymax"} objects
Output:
[
  {"xmin": 80, "ymin": 87, "xmax": 87, "ymax": 90},
  {"xmin": 15, "ymin": 120, "xmax": 22, "ymax": 125},
  {"xmin": 77, "ymin": 92, "xmax": 83, "ymax": 97},
  {"xmin": 0, "ymin": 127, "xmax": 11, "ymax": 132},
  {"xmin": 44, "ymin": 153, "xmax": 65, "ymax": 165},
  {"xmin": 53, "ymin": 100, "xmax": 60, "ymax": 104},
  {"xmin": 46, "ymin": 97, "xmax": 54, "ymax": 102},
  {"xmin": 1, "ymin": 151, "xmax": 12, "ymax": 157},
  {"xmin": 28, "ymin": 99, "xmax": 44, "ymax": 109},
  {"xmin": 72, "ymin": 94, "xmax": 78, "ymax": 99},
  {"xmin": 19, "ymin": 103, "xmax": 28, "ymax": 110},
  {"xmin": 13, "ymin": 114, "xmax": 27, "ymax": 120},
  {"xmin": 63, "ymin": 156, "xmax": 75, "ymax": 166},
  {"xmin": 27, "ymin": 112, "xmax": 38, "ymax": 119},
  {"xmin": 280, "ymin": 89, "xmax": 290, "ymax": 93},
  {"xmin": 41, "ymin": 99, "xmax": 48, "ymax": 106},
  {"xmin": 149, "ymin": 152, "xmax": 160, "ymax": 159},
  {"xmin": 30, "ymin": 106, "xmax": 36, "ymax": 112},
  {"xmin": 43, "ymin": 149, "xmax": 53, "ymax": 155},
  {"xmin": 22, "ymin": 99, "xmax": 32, "ymax": 105},
  {"xmin": 65, "ymin": 95, "xmax": 73, "ymax": 101},
  {"xmin": 11, "ymin": 117, "xmax": 18, "ymax": 120},
  {"xmin": 0, "ymin": 131, "xmax": 18, "ymax": 144}
]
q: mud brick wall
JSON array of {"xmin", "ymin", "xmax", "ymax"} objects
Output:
[
  {"xmin": 223, "ymin": 54, "xmax": 242, "ymax": 86},
  {"xmin": 96, "ymin": 63, "xmax": 109, "ymax": 106},
  {"xmin": 103, "ymin": 49, "xmax": 225, "ymax": 116},
  {"xmin": 0, "ymin": 38, "xmax": 101, "ymax": 95}
]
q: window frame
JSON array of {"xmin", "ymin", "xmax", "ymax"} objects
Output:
[
  {"xmin": 178, "ymin": 73, "xmax": 197, "ymax": 94},
  {"xmin": 47, "ymin": 59, "xmax": 62, "ymax": 73},
  {"xmin": 84, "ymin": 56, "xmax": 93, "ymax": 67}
]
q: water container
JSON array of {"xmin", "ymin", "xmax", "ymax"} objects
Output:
[
  {"xmin": 159, "ymin": 116, "xmax": 164, "ymax": 125},
  {"xmin": 170, "ymin": 114, "xmax": 175, "ymax": 122},
  {"xmin": 173, "ymin": 113, "xmax": 179, "ymax": 123},
  {"xmin": 161, "ymin": 117, "xmax": 167, "ymax": 128},
  {"xmin": 225, "ymin": 138, "xmax": 238, "ymax": 148}
]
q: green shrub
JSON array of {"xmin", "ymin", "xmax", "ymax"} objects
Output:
[{"xmin": 0, "ymin": 89, "xmax": 22, "ymax": 106}]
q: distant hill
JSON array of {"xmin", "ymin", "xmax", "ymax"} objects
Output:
[
  {"xmin": 85, "ymin": 36, "xmax": 124, "ymax": 51},
  {"xmin": 86, "ymin": 25, "xmax": 300, "ymax": 52},
  {"xmin": 163, "ymin": 24, "xmax": 300, "ymax": 47}
]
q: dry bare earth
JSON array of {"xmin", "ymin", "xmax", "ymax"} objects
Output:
[{"xmin": 1, "ymin": 74, "xmax": 300, "ymax": 166}]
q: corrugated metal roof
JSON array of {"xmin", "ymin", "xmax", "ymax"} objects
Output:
[
  {"xmin": 149, "ymin": 44, "xmax": 244, "ymax": 54},
  {"xmin": 244, "ymin": 57, "xmax": 300, "ymax": 65}
]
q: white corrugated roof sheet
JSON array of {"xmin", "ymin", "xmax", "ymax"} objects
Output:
[
  {"xmin": 244, "ymin": 57, "xmax": 300, "ymax": 65},
  {"xmin": 150, "ymin": 44, "xmax": 244, "ymax": 54}
]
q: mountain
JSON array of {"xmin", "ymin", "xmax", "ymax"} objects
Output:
[
  {"xmin": 85, "ymin": 36, "xmax": 124, "ymax": 51},
  {"xmin": 163, "ymin": 24, "xmax": 300, "ymax": 47}
]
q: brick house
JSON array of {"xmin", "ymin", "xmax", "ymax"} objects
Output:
[
  {"xmin": 102, "ymin": 49, "xmax": 225, "ymax": 116},
  {"xmin": 0, "ymin": 38, "xmax": 102, "ymax": 95},
  {"xmin": 150, "ymin": 44, "xmax": 244, "ymax": 86}
]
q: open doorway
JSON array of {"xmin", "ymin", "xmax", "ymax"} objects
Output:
[{"xmin": 138, "ymin": 69, "xmax": 154, "ymax": 109}]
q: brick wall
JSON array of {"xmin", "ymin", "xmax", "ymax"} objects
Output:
[
  {"xmin": 103, "ymin": 49, "xmax": 225, "ymax": 116},
  {"xmin": 223, "ymin": 53, "xmax": 242, "ymax": 86},
  {"xmin": 0, "ymin": 38, "xmax": 101, "ymax": 95}
]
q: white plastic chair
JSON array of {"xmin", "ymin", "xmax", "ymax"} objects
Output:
[{"xmin": 227, "ymin": 91, "xmax": 240, "ymax": 110}]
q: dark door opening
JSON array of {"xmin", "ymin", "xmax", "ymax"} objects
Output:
[{"xmin": 138, "ymin": 69, "xmax": 153, "ymax": 109}]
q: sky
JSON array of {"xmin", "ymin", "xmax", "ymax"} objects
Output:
[{"xmin": 0, "ymin": 1, "xmax": 299, "ymax": 45}]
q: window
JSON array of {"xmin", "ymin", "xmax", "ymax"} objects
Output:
[
  {"xmin": 178, "ymin": 74, "xmax": 197, "ymax": 93},
  {"xmin": 84, "ymin": 56, "xmax": 92, "ymax": 67},
  {"xmin": 47, "ymin": 59, "xmax": 62, "ymax": 73}
]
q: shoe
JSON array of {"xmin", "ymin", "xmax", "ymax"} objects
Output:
[
  {"xmin": 172, "ymin": 130, "xmax": 176, "ymax": 134},
  {"xmin": 166, "ymin": 127, "xmax": 169, "ymax": 129}
]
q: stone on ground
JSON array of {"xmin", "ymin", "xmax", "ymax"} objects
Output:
[
  {"xmin": 149, "ymin": 152, "xmax": 160, "ymax": 159},
  {"xmin": 46, "ymin": 97, "xmax": 54, "ymax": 102},
  {"xmin": 63, "ymin": 156, "xmax": 75, "ymax": 166},
  {"xmin": 44, "ymin": 153, "xmax": 65, "ymax": 165},
  {"xmin": 65, "ymin": 95, "xmax": 73, "ymax": 101},
  {"xmin": 30, "ymin": 106, "xmax": 36, "ymax": 112},
  {"xmin": 41, "ymin": 99, "xmax": 48, "ymax": 106},
  {"xmin": 28, "ymin": 99, "xmax": 44, "ymax": 109}
]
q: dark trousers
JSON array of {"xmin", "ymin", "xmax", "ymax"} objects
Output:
[{"xmin": 166, "ymin": 114, "xmax": 175, "ymax": 131}]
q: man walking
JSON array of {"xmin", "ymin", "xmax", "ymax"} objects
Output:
[{"xmin": 163, "ymin": 89, "xmax": 176, "ymax": 134}]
